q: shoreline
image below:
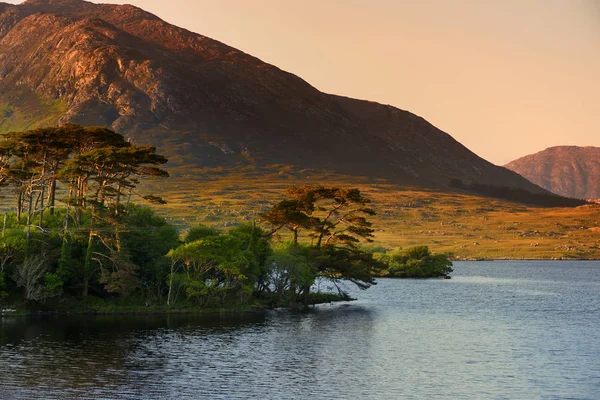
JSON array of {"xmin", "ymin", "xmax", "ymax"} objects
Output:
[
  {"xmin": 1, "ymin": 307, "xmax": 267, "ymax": 318},
  {"xmin": 1, "ymin": 297, "xmax": 355, "ymax": 318},
  {"xmin": 4, "ymin": 259, "xmax": 599, "ymax": 317},
  {"xmin": 452, "ymin": 257, "xmax": 600, "ymax": 261}
]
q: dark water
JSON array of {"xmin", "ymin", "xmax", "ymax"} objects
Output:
[{"xmin": 2, "ymin": 261, "xmax": 600, "ymax": 399}]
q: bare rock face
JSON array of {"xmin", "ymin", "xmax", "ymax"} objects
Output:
[
  {"xmin": 0, "ymin": 0, "xmax": 548, "ymax": 192},
  {"xmin": 505, "ymin": 146, "xmax": 600, "ymax": 199}
]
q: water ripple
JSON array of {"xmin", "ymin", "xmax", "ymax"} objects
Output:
[{"xmin": 1, "ymin": 261, "xmax": 600, "ymax": 399}]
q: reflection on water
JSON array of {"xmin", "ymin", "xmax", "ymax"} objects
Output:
[{"xmin": 1, "ymin": 261, "xmax": 600, "ymax": 399}]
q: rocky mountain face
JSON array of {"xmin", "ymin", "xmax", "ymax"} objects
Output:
[
  {"xmin": 0, "ymin": 0, "xmax": 549, "ymax": 193},
  {"xmin": 506, "ymin": 146, "xmax": 600, "ymax": 199}
]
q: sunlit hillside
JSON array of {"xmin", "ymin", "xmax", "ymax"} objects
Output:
[{"xmin": 138, "ymin": 165, "xmax": 600, "ymax": 260}]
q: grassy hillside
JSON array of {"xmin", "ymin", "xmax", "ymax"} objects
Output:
[
  {"xmin": 0, "ymin": 89, "xmax": 67, "ymax": 134},
  {"xmin": 137, "ymin": 165, "xmax": 600, "ymax": 260}
]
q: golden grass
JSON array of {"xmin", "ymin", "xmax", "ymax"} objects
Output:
[
  {"xmin": 138, "ymin": 165, "xmax": 600, "ymax": 260},
  {"xmin": 0, "ymin": 163, "xmax": 597, "ymax": 259}
]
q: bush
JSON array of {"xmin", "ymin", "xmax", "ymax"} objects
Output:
[
  {"xmin": 184, "ymin": 224, "xmax": 221, "ymax": 243},
  {"xmin": 376, "ymin": 246, "xmax": 453, "ymax": 278}
]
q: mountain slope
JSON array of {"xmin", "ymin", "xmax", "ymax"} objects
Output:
[
  {"xmin": 506, "ymin": 146, "xmax": 600, "ymax": 199},
  {"xmin": 0, "ymin": 0, "xmax": 550, "ymax": 193}
]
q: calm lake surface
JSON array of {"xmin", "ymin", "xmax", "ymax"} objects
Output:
[{"xmin": 1, "ymin": 261, "xmax": 600, "ymax": 399}]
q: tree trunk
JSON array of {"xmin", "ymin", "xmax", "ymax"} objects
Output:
[
  {"xmin": 301, "ymin": 284, "xmax": 311, "ymax": 306},
  {"xmin": 39, "ymin": 185, "xmax": 45, "ymax": 228},
  {"xmin": 48, "ymin": 179, "xmax": 56, "ymax": 216},
  {"xmin": 167, "ymin": 260, "xmax": 176, "ymax": 305},
  {"xmin": 75, "ymin": 176, "xmax": 84, "ymax": 223},
  {"xmin": 59, "ymin": 203, "xmax": 70, "ymax": 274},
  {"xmin": 316, "ymin": 234, "xmax": 323, "ymax": 248},
  {"xmin": 115, "ymin": 181, "xmax": 122, "ymax": 216},
  {"xmin": 16, "ymin": 190, "xmax": 22, "ymax": 223},
  {"xmin": 83, "ymin": 231, "xmax": 93, "ymax": 297},
  {"xmin": 26, "ymin": 192, "xmax": 33, "ymax": 247},
  {"xmin": 39, "ymin": 153, "xmax": 47, "ymax": 227},
  {"xmin": 315, "ymin": 225, "xmax": 326, "ymax": 248},
  {"xmin": 82, "ymin": 278, "xmax": 89, "ymax": 298},
  {"xmin": 82, "ymin": 213, "xmax": 95, "ymax": 297}
]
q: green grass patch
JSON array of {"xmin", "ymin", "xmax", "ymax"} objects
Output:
[{"xmin": 0, "ymin": 89, "xmax": 67, "ymax": 135}]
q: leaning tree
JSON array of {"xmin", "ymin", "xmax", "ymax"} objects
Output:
[{"xmin": 261, "ymin": 186, "xmax": 384, "ymax": 302}]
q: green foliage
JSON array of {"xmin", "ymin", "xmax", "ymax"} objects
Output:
[
  {"xmin": 376, "ymin": 246, "xmax": 453, "ymax": 278},
  {"xmin": 0, "ymin": 203, "xmax": 182, "ymax": 302},
  {"xmin": 120, "ymin": 204, "xmax": 180, "ymax": 295},
  {"xmin": 267, "ymin": 242, "xmax": 315, "ymax": 301},
  {"xmin": 166, "ymin": 223, "xmax": 274, "ymax": 306},
  {"xmin": 0, "ymin": 233, "xmax": 26, "ymax": 267},
  {"xmin": 99, "ymin": 255, "xmax": 140, "ymax": 297},
  {"xmin": 262, "ymin": 186, "xmax": 375, "ymax": 247},
  {"xmin": 261, "ymin": 186, "xmax": 379, "ymax": 301},
  {"xmin": 165, "ymin": 272, "xmax": 189, "ymax": 304},
  {"xmin": 43, "ymin": 272, "xmax": 63, "ymax": 298},
  {"xmin": 0, "ymin": 124, "xmax": 176, "ymax": 304},
  {"xmin": 56, "ymin": 230, "xmax": 90, "ymax": 293},
  {"xmin": 167, "ymin": 232, "xmax": 253, "ymax": 306},
  {"xmin": 228, "ymin": 223, "xmax": 272, "ymax": 290},
  {"xmin": 310, "ymin": 245, "xmax": 384, "ymax": 289},
  {"xmin": 2, "ymin": 148, "xmax": 401, "ymax": 310},
  {"xmin": 0, "ymin": 272, "xmax": 7, "ymax": 301},
  {"xmin": 185, "ymin": 224, "xmax": 221, "ymax": 243}
]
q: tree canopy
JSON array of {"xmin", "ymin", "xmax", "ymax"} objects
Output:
[
  {"xmin": 0, "ymin": 124, "xmax": 171, "ymax": 301},
  {"xmin": 261, "ymin": 185, "xmax": 383, "ymax": 304},
  {"xmin": 375, "ymin": 246, "xmax": 453, "ymax": 278}
]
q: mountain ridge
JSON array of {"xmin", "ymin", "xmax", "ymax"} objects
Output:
[
  {"xmin": 0, "ymin": 0, "xmax": 555, "ymax": 195},
  {"xmin": 505, "ymin": 146, "xmax": 600, "ymax": 199}
]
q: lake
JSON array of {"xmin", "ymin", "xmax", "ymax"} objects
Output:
[{"xmin": 1, "ymin": 261, "xmax": 600, "ymax": 399}]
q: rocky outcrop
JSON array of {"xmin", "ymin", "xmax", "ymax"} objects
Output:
[
  {"xmin": 505, "ymin": 146, "xmax": 600, "ymax": 199},
  {"xmin": 0, "ymin": 0, "xmax": 549, "ymax": 193}
]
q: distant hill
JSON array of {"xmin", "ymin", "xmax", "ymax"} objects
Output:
[
  {"xmin": 505, "ymin": 146, "xmax": 600, "ymax": 199},
  {"xmin": 0, "ymin": 0, "xmax": 555, "ymax": 198}
]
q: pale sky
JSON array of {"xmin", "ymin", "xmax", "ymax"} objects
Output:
[{"xmin": 5, "ymin": 0, "xmax": 600, "ymax": 165}]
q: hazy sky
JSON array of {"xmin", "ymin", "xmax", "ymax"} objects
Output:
[{"xmin": 6, "ymin": 0, "xmax": 600, "ymax": 165}]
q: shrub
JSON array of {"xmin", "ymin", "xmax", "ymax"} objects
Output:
[{"xmin": 376, "ymin": 246, "xmax": 453, "ymax": 278}]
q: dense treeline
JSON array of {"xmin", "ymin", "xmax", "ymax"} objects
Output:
[
  {"xmin": 0, "ymin": 125, "xmax": 452, "ymax": 312},
  {"xmin": 0, "ymin": 125, "xmax": 173, "ymax": 307}
]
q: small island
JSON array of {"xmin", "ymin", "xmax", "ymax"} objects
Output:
[{"xmin": 0, "ymin": 126, "xmax": 452, "ymax": 315}]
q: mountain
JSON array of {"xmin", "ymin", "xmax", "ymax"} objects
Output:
[
  {"xmin": 505, "ymin": 146, "xmax": 600, "ymax": 199},
  {"xmin": 0, "ymin": 0, "xmax": 551, "ymax": 195}
]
